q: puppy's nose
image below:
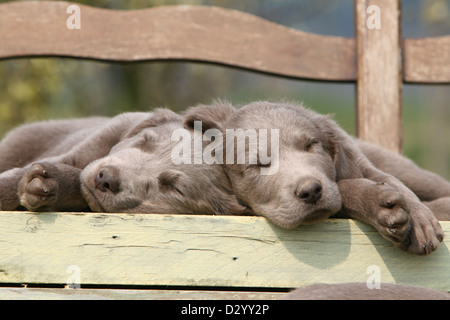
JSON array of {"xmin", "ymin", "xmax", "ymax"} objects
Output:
[
  {"xmin": 95, "ymin": 166, "xmax": 120, "ymax": 193},
  {"xmin": 295, "ymin": 178, "xmax": 322, "ymax": 204}
]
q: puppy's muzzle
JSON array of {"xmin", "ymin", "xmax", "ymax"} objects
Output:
[
  {"xmin": 295, "ymin": 177, "xmax": 323, "ymax": 204},
  {"xmin": 95, "ymin": 166, "xmax": 120, "ymax": 193}
]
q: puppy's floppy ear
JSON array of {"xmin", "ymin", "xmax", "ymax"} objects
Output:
[
  {"xmin": 183, "ymin": 100, "xmax": 235, "ymax": 133},
  {"xmin": 158, "ymin": 169, "xmax": 185, "ymax": 193},
  {"xmin": 124, "ymin": 108, "xmax": 182, "ymax": 138},
  {"xmin": 311, "ymin": 113, "xmax": 364, "ymax": 180},
  {"xmin": 317, "ymin": 117, "xmax": 339, "ymax": 161}
]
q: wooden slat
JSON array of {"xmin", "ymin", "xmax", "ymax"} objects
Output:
[
  {"xmin": 355, "ymin": 0, "xmax": 403, "ymax": 153},
  {"xmin": 404, "ymin": 36, "xmax": 450, "ymax": 83},
  {"xmin": 0, "ymin": 1, "xmax": 356, "ymax": 81},
  {"xmin": 0, "ymin": 212, "xmax": 449, "ymax": 291}
]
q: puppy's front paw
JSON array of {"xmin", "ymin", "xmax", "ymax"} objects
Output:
[
  {"xmin": 18, "ymin": 162, "xmax": 59, "ymax": 211},
  {"xmin": 399, "ymin": 203, "xmax": 444, "ymax": 255},
  {"xmin": 339, "ymin": 179, "xmax": 412, "ymax": 246},
  {"xmin": 370, "ymin": 183, "xmax": 411, "ymax": 244}
]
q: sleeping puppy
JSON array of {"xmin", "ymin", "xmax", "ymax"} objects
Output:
[
  {"xmin": 0, "ymin": 109, "xmax": 247, "ymax": 216},
  {"xmin": 79, "ymin": 111, "xmax": 247, "ymax": 215},
  {"xmin": 183, "ymin": 101, "xmax": 447, "ymax": 255}
]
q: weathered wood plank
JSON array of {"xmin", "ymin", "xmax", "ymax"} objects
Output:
[
  {"xmin": 0, "ymin": 1, "xmax": 356, "ymax": 81},
  {"xmin": 355, "ymin": 0, "xmax": 403, "ymax": 153},
  {"xmin": 404, "ymin": 36, "xmax": 450, "ymax": 83},
  {"xmin": 0, "ymin": 212, "xmax": 449, "ymax": 291},
  {"xmin": 0, "ymin": 287, "xmax": 284, "ymax": 300}
]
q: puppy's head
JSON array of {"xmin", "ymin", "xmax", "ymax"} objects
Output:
[
  {"xmin": 184, "ymin": 101, "xmax": 361, "ymax": 228},
  {"xmin": 80, "ymin": 108, "xmax": 247, "ymax": 215}
]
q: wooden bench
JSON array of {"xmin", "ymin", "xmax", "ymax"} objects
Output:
[{"xmin": 0, "ymin": 1, "xmax": 449, "ymax": 299}]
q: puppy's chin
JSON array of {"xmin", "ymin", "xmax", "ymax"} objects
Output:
[
  {"xmin": 297, "ymin": 208, "xmax": 337, "ymax": 225},
  {"xmin": 254, "ymin": 202, "xmax": 341, "ymax": 229}
]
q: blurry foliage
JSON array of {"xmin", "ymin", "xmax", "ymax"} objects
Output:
[
  {"xmin": 423, "ymin": 0, "xmax": 450, "ymax": 28},
  {"xmin": 0, "ymin": 0, "xmax": 449, "ymax": 178}
]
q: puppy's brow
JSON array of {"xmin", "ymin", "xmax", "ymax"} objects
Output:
[{"xmin": 292, "ymin": 134, "xmax": 316, "ymax": 149}]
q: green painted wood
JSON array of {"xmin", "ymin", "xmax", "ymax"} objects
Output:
[{"xmin": 0, "ymin": 212, "xmax": 449, "ymax": 291}]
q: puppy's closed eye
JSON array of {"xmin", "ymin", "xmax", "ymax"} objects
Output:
[
  {"xmin": 294, "ymin": 135, "xmax": 320, "ymax": 152},
  {"xmin": 305, "ymin": 138, "xmax": 320, "ymax": 152},
  {"xmin": 158, "ymin": 170, "xmax": 185, "ymax": 195},
  {"xmin": 246, "ymin": 161, "xmax": 271, "ymax": 169}
]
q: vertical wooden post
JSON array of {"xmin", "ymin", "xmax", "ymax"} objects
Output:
[{"xmin": 355, "ymin": 0, "xmax": 402, "ymax": 153}]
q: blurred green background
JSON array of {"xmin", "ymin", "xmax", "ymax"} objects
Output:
[{"xmin": 0, "ymin": 0, "xmax": 449, "ymax": 179}]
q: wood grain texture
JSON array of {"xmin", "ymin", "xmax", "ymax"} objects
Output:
[
  {"xmin": 404, "ymin": 36, "xmax": 450, "ymax": 83},
  {"xmin": 0, "ymin": 212, "xmax": 449, "ymax": 291},
  {"xmin": 0, "ymin": 1, "xmax": 356, "ymax": 81},
  {"xmin": 355, "ymin": 0, "xmax": 403, "ymax": 153}
]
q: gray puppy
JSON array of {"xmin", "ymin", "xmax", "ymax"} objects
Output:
[
  {"xmin": 183, "ymin": 101, "xmax": 448, "ymax": 254},
  {"xmin": 0, "ymin": 108, "xmax": 247, "ymax": 215}
]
